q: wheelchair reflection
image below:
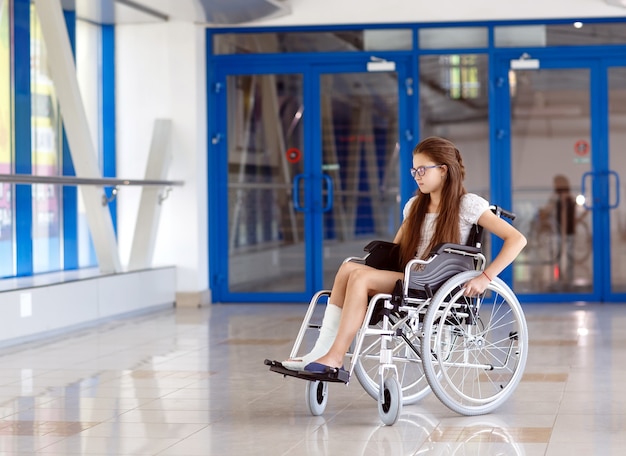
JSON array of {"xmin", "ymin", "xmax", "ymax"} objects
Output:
[{"xmin": 304, "ymin": 412, "xmax": 526, "ymax": 456}]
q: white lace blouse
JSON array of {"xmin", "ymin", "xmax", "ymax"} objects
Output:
[{"xmin": 402, "ymin": 193, "xmax": 490, "ymax": 259}]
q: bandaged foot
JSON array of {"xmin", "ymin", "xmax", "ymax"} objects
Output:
[{"xmin": 282, "ymin": 303, "xmax": 342, "ymax": 371}]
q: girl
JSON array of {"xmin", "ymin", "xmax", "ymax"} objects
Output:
[{"xmin": 283, "ymin": 136, "xmax": 527, "ymax": 374}]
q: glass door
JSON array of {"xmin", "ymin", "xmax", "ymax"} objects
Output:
[
  {"xmin": 317, "ymin": 70, "xmax": 405, "ymax": 289},
  {"xmin": 508, "ymin": 64, "xmax": 594, "ymax": 298},
  {"xmin": 498, "ymin": 55, "xmax": 626, "ymax": 302},
  {"xmin": 210, "ymin": 61, "xmax": 410, "ymax": 302},
  {"xmin": 211, "ymin": 71, "xmax": 308, "ymax": 301}
]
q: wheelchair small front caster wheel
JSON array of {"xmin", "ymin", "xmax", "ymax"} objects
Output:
[
  {"xmin": 306, "ymin": 380, "xmax": 329, "ymax": 416},
  {"xmin": 378, "ymin": 377, "xmax": 402, "ymax": 426}
]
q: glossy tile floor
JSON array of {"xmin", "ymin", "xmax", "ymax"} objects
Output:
[{"xmin": 0, "ymin": 301, "xmax": 624, "ymax": 455}]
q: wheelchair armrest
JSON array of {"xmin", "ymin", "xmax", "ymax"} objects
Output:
[
  {"xmin": 363, "ymin": 240, "xmax": 397, "ymax": 253},
  {"xmin": 362, "ymin": 240, "xmax": 402, "ymax": 272},
  {"xmin": 429, "ymin": 242, "xmax": 481, "ymax": 256},
  {"xmin": 345, "ymin": 257, "xmax": 366, "ymax": 265}
]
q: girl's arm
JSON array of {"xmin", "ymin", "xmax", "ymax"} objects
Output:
[
  {"xmin": 392, "ymin": 222, "xmax": 406, "ymax": 244},
  {"xmin": 463, "ymin": 209, "xmax": 527, "ymax": 295},
  {"xmin": 478, "ymin": 209, "xmax": 527, "ymax": 280}
]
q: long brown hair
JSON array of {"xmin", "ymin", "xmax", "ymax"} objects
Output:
[{"xmin": 399, "ymin": 137, "xmax": 467, "ymax": 266}]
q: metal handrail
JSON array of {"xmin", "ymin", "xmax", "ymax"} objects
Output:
[{"xmin": 0, "ymin": 174, "xmax": 183, "ymax": 187}]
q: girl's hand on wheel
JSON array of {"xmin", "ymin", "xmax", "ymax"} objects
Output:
[{"xmin": 463, "ymin": 273, "xmax": 491, "ymax": 297}]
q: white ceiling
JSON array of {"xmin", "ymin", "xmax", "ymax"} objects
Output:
[
  {"xmin": 66, "ymin": 0, "xmax": 291, "ymax": 25},
  {"xmin": 65, "ymin": 0, "xmax": 625, "ymax": 26}
]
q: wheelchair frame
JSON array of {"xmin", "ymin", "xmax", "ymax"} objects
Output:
[{"xmin": 265, "ymin": 206, "xmax": 528, "ymax": 425}]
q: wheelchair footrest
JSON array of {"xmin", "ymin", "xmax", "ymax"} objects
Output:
[{"xmin": 264, "ymin": 359, "xmax": 349, "ymax": 384}]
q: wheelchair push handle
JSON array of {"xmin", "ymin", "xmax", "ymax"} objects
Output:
[{"xmin": 490, "ymin": 205, "xmax": 516, "ymax": 221}]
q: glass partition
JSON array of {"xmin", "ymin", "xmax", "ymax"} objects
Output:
[
  {"xmin": 0, "ymin": 0, "xmax": 13, "ymax": 277},
  {"xmin": 419, "ymin": 27, "xmax": 488, "ymax": 49},
  {"xmin": 495, "ymin": 22, "xmax": 626, "ymax": 47},
  {"xmin": 31, "ymin": 5, "xmax": 61, "ymax": 273},
  {"xmin": 214, "ymin": 29, "xmax": 412, "ymax": 54}
]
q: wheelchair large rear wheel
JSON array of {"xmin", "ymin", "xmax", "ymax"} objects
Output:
[
  {"xmin": 421, "ymin": 270, "xmax": 528, "ymax": 415},
  {"xmin": 353, "ymin": 311, "xmax": 432, "ymax": 406}
]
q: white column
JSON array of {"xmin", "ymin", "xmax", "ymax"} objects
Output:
[
  {"xmin": 116, "ymin": 20, "xmax": 209, "ymax": 305},
  {"xmin": 128, "ymin": 119, "xmax": 172, "ymax": 270}
]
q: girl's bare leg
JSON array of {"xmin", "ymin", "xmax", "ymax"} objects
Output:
[
  {"xmin": 282, "ymin": 261, "xmax": 371, "ymax": 370},
  {"xmin": 311, "ymin": 268, "xmax": 403, "ymax": 369},
  {"xmin": 327, "ymin": 260, "xmax": 369, "ymax": 308}
]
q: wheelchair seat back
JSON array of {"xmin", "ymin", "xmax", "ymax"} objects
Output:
[{"xmin": 407, "ymin": 245, "xmax": 476, "ymax": 297}]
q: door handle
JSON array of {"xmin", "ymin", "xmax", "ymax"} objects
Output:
[
  {"xmin": 293, "ymin": 174, "xmax": 334, "ymax": 212},
  {"xmin": 608, "ymin": 170, "xmax": 620, "ymax": 210},
  {"xmin": 581, "ymin": 171, "xmax": 594, "ymax": 210},
  {"xmin": 293, "ymin": 174, "xmax": 306, "ymax": 212},
  {"xmin": 581, "ymin": 170, "xmax": 621, "ymax": 210},
  {"xmin": 322, "ymin": 174, "xmax": 334, "ymax": 212}
]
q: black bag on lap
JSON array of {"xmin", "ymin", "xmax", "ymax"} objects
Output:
[{"xmin": 363, "ymin": 240, "xmax": 402, "ymax": 272}]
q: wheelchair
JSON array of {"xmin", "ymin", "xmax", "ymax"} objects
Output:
[{"xmin": 265, "ymin": 206, "xmax": 528, "ymax": 425}]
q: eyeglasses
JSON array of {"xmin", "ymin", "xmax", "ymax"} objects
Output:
[{"xmin": 410, "ymin": 165, "xmax": 443, "ymax": 178}]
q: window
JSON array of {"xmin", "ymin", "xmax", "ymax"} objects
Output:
[
  {"xmin": 26, "ymin": 9, "xmax": 104, "ymax": 273},
  {"xmin": 213, "ymin": 29, "xmax": 412, "ymax": 54},
  {"xmin": 0, "ymin": 0, "xmax": 14, "ymax": 277},
  {"xmin": 495, "ymin": 22, "xmax": 626, "ymax": 47},
  {"xmin": 419, "ymin": 27, "xmax": 488, "ymax": 49},
  {"xmin": 31, "ymin": 5, "xmax": 62, "ymax": 273},
  {"xmin": 443, "ymin": 55, "xmax": 480, "ymax": 100}
]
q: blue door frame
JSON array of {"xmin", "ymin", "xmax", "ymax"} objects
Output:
[
  {"xmin": 493, "ymin": 48, "xmax": 626, "ymax": 303},
  {"xmin": 598, "ymin": 57, "xmax": 626, "ymax": 303},
  {"xmin": 208, "ymin": 56, "xmax": 414, "ymax": 303},
  {"xmin": 209, "ymin": 45, "xmax": 626, "ymax": 304}
]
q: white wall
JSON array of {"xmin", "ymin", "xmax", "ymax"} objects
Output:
[
  {"xmin": 0, "ymin": 267, "xmax": 175, "ymax": 346},
  {"xmin": 116, "ymin": 20, "xmax": 208, "ymax": 304},
  {"xmin": 247, "ymin": 0, "xmax": 626, "ymax": 26}
]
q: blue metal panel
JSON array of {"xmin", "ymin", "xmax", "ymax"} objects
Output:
[
  {"xmin": 102, "ymin": 24, "xmax": 117, "ymax": 232},
  {"xmin": 14, "ymin": 0, "xmax": 32, "ymax": 277},
  {"xmin": 601, "ymin": 58, "xmax": 626, "ymax": 302},
  {"xmin": 406, "ymin": 33, "xmax": 420, "ymax": 207},
  {"xmin": 61, "ymin": 7, "xmax": 78, "ymax": 270},
  {"xmin": 61, "ymin": 131, "xmax": 78, "ymax": 270},
  {"xmin": 489, "ymin": 55, "xmax": 511, "ymax": 285},
  {"xmin": 398, "ymin": 57, "xmax": 416, "ymax": 213},
  {"xmin": 305, "ymin": 67, "xmax": 322, "ymax": 293},
  {"xmin": 589, "ymin": 62, "xmax": 610, "ymax": 301},
  {"xmin": 207, "ymin": 52, "xmax": 228, "ymax": 302},
  {"xmin": 307, "ymin": 60, "xmax": 394, "ymax": 296}
]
